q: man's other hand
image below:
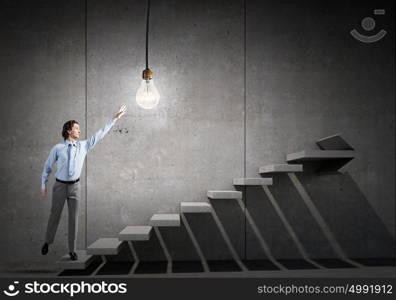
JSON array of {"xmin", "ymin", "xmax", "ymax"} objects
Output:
[
  {"xmin": 41, "ymin": 189, "xmax": 47, "ymax": 198},
  {"xmin": 112, "ymin": 104, "xmax": 127, "ymax": 120}
]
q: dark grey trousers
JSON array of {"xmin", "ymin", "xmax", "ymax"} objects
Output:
[{"xmin": 44, "ymin": 180, "xmax": 80, "ymax": 252}]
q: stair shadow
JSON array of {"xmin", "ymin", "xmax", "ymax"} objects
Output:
[
  {"xmin": 264, "ymin": 174, "xmax": 338, "ymax": 258},
  {"xmin": 242, "ymin": 260, "xmax": 280, "ymax": 271},
  {"xmin": 58, "ymin": 257, "xmax": 102, "ymax": 276},
  {"xmin": 96, "ymin": 261, "xmax": 134, "ymax": 275},
  {"xmin": 158, "ymin": 224, "xmax": 202, "ymax": 260},
  {"xmin": 96, "ymin": 243, "xmax": 134, "ymax": 275},
  {"xmin": 296, "ymin": 170, "xmax": 395, "ymax": 258},
  {"xmin": 208, "ymin": 199, "xmax": 245, "ymax": 258},
  {"xmin": 299, "ymin": 158, "xmax": 354, "ymax": 173},
  {"xmin": 134, "ymin": 261, "xmax": 168, "ymax": 274},
  {"xmin": 132, "ymin": 233, "xmax": 168, "ymax": 274},
  {"xmin": 105, "ymin": 242, "xmax": 133, "ymax": 262},
  {"xmin": 184, "ymin": 213, "xmax": 241, "ymax": 271},
  {"xmin": 352, "ymin": 258, "xmax": 396, "ymax": 267},
  {"xmin": 237, "ymin": 185, "xmax": 303, "ymax": 260},
  {"xmin": 313, "ymin": 259, "xmax": 356, "ymax": 269},
  {"xmin": 276, "ymin": 259, "xmax": 318, "ymax": 270},
  {"xmin": 132, "ymin": 229, "xmax": 167, "ymax": 261},
  {"xmin": 172, "ymin": 261, "xmax": 204, "ymax": 273},
  {"xmin": 206, "ymin": 260, "xmax": 241, "ymax": 272},
  {"xmin": 158, "ymin": 224, "xmax": 204, "ymax": 273}
]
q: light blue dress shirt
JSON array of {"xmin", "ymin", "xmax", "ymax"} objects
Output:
[{"xmin": 41, "ymin": 119, "xmax": 116, "ymax": 189}]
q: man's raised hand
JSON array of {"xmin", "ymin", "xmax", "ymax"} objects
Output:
[{"xmin": 112, "ymin": 104, "xmax": 127, "ymax": 121}]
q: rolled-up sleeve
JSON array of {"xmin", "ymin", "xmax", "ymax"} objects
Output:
[
  {"xmin": 41, "ymin": 146, "xmax": 58, "ymax": 189},
  {"xmin": 85, "ymin": 119, "xmax": 116, "ymax": 152}
]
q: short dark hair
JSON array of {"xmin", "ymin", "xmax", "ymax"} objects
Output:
[{"xmin": 62, "ymin": 120, "xmax": 79, "ymax": 140}]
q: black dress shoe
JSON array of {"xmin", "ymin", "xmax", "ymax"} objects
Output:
[
  {"xmin": 41, "ymin": 243, "xmax": 49, "ymax": 255},
  {"xmin": 69, "ymin": 252, "xmax": 78, "ymax": 261}
]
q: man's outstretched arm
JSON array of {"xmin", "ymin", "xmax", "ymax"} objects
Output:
[{"xmin": 85, "ymin": 104, "xmax": 127, "ymax": 152}]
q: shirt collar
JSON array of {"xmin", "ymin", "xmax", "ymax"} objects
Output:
[{"xmin": 65, "ymin": 140, "xmax": 77, "ymax": 147}]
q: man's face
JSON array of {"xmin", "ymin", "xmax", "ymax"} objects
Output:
[{"xmin": 68, "ymin": 123, "xmax": 80, "ymax": 140}]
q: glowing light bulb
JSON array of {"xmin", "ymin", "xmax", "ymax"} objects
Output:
[{"xmin": 136, "ymin": 69, "xmax": 160, "ymax": 109}]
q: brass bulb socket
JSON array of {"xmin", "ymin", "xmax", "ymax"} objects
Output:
[{"xmin": 142, "ymin": 68, "xmax": 153, "ymax": 80}]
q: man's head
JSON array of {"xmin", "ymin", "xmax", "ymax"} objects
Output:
[{"xmin": 62, "ymin": 120, "xmax": 80, "ymax": 140}]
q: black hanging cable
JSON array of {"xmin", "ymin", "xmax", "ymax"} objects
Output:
[
  {"xmin": 243, "ymin": 0, "xmax": 247, "ymax": 260},
  {"xmin": 145, "ymin": 0, "xmax": 150, "ymax": 70}
]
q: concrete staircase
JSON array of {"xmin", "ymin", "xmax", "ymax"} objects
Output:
[
  {"xmin": 87, "ymin": 238, "xmax": 123, "ymax": 255},
  {"xmin": 180, "ymin": 202, "xmax": 212, "ymax": 213},
  {"xmin": 259, "ymin": 164, "xmax": 303, "ymax": 174},
  {"xmin": 149, "ymin": 214, "xmax": 180, "ymax": 227},
  {"xmin": 119, "ymin": 226, "xmax": 152, "ymax": 241},
  {"xmin": 58, "ymin": 134, "xmax": 362, "ymax": 274}
]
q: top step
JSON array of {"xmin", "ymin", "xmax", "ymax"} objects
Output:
[
  {"xmin": 87, "ymin": 238, "xmax": 123, "ymax": 255},
  {"xmin": 286, "ymin": 150, "xmax": 355, "ymax": 162},
  {"xmin": 57, "ymin": 250, "xmax": 95, "ymax": 270},
  {"xmin": 119, "ymin": 226, "xmax": 152, "ymax": 241},
  {"xmin": 207, "ymin": 190, "xmax": 242, "ymax": 199},
  {"xmin": 259, "ymin": 164, "xmax": 303, "ymax": 174},
  {"xmin": 180, "ymin": 202, "xmax": 212, "ymax": 213},
  {"xmin": 233, "ymin": 178, "xmax": 273, "ymax": 186},
  {"xmin": 150, "ymin": 214, "xmax": 180, "ymax": 227},
  {"xmin": 316, "ymin": 133, "xmax": 354, "ymax": 150}
]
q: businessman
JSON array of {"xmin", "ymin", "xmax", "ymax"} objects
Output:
[{"xmin": 41, "ymin": 104, "xmax": 127, "ymax": 260}]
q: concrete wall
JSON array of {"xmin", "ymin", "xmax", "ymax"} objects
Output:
[
  {"xmin": 0, "ymin": 0, "xmax": 394, "ymax": 272},
  {"xmin": 0, "ymin": 0, "xmax": 86, "ymax": 272},
  {"xmin": 245, "ymin": 0, "xmax": 395, "ymax": 259}
]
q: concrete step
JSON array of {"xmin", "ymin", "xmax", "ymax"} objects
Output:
[
  {"xmin": 207, "ymin": 190, "xmax": 242, "ymax": 199},
  {"xmin": 119, "ymin": 226, "xmax": 152, "ymax": 241},
  {"xmin": 286, "ymin": 150, "xmax": 355, "ymax": 162},
  {"xmin": 233, "ymin": 178, "xmax": 273, "ymax": 186},
  {"xmin": 180, "ymin": 202, "xmax": 212, "ymax": 213},
  {"xmin": 150, "ymin": 214, "xmax": 180, "ymax": 227},
  {"xmin": 87, "ymin": 238, "xmax": 123, "ymax": 255},
  {"xmin": 56, "ymin": 250, "xmax": 95, "ymax": 270},
  {"xmin": 316, "ymin": 133, "xmax": 354, "ymax": 150},
  {"xmin": 259, "ymin": 164, "xmax": 303, "ymax": 174}
]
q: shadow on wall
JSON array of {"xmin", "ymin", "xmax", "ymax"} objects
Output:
[
  {"xmin": 234, "ymin": 184, "xmax": 305, "ymax": 259},
  {"xmin": 295, "ymin": 169, "xmax": 395, "ymax": 258},
  {"xmin": 185, "ymin": 212, "xmax": 240, "ymax": 260},
  {"xmin": 245, "ymin": 175, "xmax": 338, "ymax": 259},
  {"xmin": 240, "ymin": 161, "xmax": 394, "ymax": 260}
]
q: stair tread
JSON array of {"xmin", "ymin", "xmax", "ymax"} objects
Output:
[
  {"xmin": 287, "ymin": 150, "xmax": 355, "ymax": 162},
  {"xmin": 87, "ymin": 238, "xmax": 123, "ymax": 255},
  {"xmin": 259, "ymin": 164, "xmax": 303, "ymax": 174},
  {"xmin": 207, "ymin": 190, "xmax": 242, "ymax": 199},
  {"xmin": 57, "ymin": 250, "xmax": 95, "ymax": 270},
  {"xmin": 150, "ymin": 214, "xmax": 180, "ymax": 227},
  {"xmin": 316, "ymin": 133, "xmax": 354, "ymax": 150},
  {"xmin": 180, "ymin": 202, "xmax": 212, "ymax": 213},
  {"xmin": 233, "ymin": 178, "xmax": 273, "ymax": 186},
  {"xmin": 119, "ymin": 226, "xmax": 152, "ymax": 241}
]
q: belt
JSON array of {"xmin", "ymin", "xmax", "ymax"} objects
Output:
[{"xmin": 56, "ymin": 178, "xmax": 80, "ymax": 184}]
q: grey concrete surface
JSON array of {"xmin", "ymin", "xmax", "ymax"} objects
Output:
[
  {"xmin": 233, "ymin": 178, "xmax": 273, "ymax": 185},
  {"xmin": 87, "ymin": 238, "xmax": 123, "ymax": 255},
  {"xmin": 119, "ymin": 226, "xmax": 153, "ymax": 241},
  {"xmin": 259, "ymin": 164, "xmax": 303, "ymax": 173},
  {"xmin": 246, "ymin": 0, "xmax": 395, "ymax": 257},
  {"xmin": 180, "ymin": 202, "xmax": 212, "ymax": 213},
  {"xmin": 56, "ymin": 250, "xmax": 94, "ymax": 270},
  {"xmin": 150, "ymin": 214, "xmax": 180, "ymax": 227},
  {"xmin": 0, "ymin": 0, "xmax": 394, "ymax": 273},
  {"xmin": 0, "ymin": 0, "xmax": 87, "ymax": 272},
  {"xmin": 316, "ymin": 133, "xmax": 354, "ymax": 150}
]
